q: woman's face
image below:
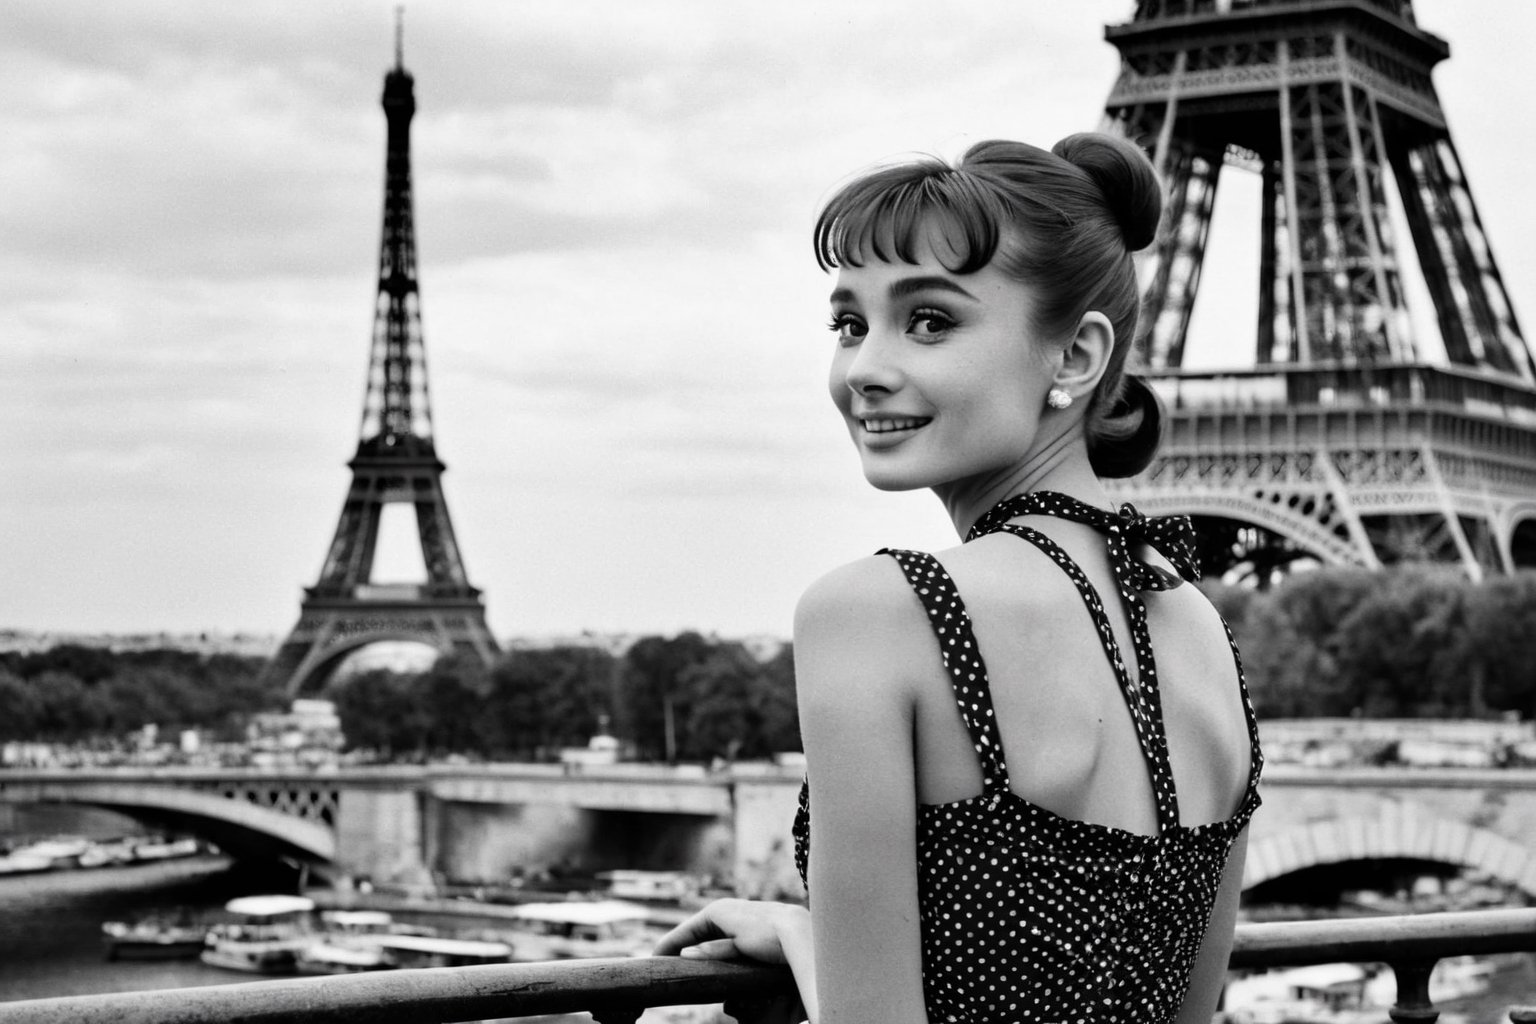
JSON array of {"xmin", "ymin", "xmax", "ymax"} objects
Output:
[{"xmin": 826, "ymin": 242, "xmax": 1059, "ymax": 493}]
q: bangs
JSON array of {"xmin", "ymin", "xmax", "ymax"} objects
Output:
[{"xmin": 814, "ymin": 161, "xmax": 1013, "ymax": 275}]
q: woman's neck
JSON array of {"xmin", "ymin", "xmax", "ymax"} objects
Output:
[{"xmin": 935, "ymin": 433, "xmax": 1114, "ymax": 538}]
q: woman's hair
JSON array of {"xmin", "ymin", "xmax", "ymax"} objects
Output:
[{"xmin": 813, "ymin": 133, "xmax": 1164, "ymax": 478}]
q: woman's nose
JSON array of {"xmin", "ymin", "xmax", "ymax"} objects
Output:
[{"xmin": 843, "ymin": 334, "xmax": 901, "ymax": 396}]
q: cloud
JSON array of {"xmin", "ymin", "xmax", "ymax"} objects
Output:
[
  {"xmin": 7, "ymin": 0, "xmax": 1536, "ymax": 638},
  {"xmin": 0, "ymin": 0, "xmax": 1127, "ymax": 284}
]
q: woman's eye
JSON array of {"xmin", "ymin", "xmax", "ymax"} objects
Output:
[
  {"xmin": 909, "ymin": 310, "xmax": 955, "ymax": 338},
  {"xmin": 827, "ymin": 314, "xmax": 867, "ymax": 345}
]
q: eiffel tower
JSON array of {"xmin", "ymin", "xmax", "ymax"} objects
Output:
[
  {"xmin": 267, "ymin": 20, "xmax": 498, "ymax": 694},
  {"xmin": 1101, "ymin": 0, "xmax": 1536, "ymax": 581}
]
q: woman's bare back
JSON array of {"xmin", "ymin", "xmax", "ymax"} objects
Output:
[{"xmin": 910, "ymin": 512, "xmax": 1253, "ymax": 834}]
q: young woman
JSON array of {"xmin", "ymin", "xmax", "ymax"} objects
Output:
[{"xmin": 656, "ymin": 134, "xmax": 1262, "ymax": 1024}]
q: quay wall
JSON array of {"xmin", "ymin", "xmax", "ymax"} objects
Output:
[
  {"xmin": 327, "ymin": 770, "xmax": 804, "ymax": 895},
  {"xmin": 334, "ymin": 788, "xmax": 431, "ymax": 886},
  {"xmin": 429, "ymin": 803, "xmax": 734, "ymax": 886}
]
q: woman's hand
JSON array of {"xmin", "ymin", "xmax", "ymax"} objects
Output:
[{"xmin": 653, "ymin": 898, "xmax": 809, "ymax": 964}]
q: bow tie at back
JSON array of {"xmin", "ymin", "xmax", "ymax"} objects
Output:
[{"xmin": 966, "ymin": 491, "xmax": 1201, "ymax": 593}]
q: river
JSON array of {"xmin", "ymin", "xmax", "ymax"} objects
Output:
[{"xmin": 0, "ymin": 855, "xmax": 297, "ymax": 1002}]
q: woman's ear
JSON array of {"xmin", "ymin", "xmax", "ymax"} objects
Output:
[{"xmin": 1052, "ymin": 311, "xmax": 1114, "ymax": 399}]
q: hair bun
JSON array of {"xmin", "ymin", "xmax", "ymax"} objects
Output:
[
  {"xmin": 1087, "ymin": 374, "xmax": 1163, "ymax": 479},
  {"xmin": 1052, "ymin": 133, "xmax": 1161, "ymax": 252}
]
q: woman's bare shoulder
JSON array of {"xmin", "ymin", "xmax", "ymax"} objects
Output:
[
  {"xmin": 795, "ymin": 552, "xmax": 924, "ymax": 618},
  {"xmin": 793, "ymin": 554, "xmax": 935, "ymax": 705},
  {"xmin": 923, "ymin": 532, "xmax": 1088, "ymax": 617}
]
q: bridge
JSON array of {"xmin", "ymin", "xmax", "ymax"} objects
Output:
[
  {"xmin": 7, "ymin": 763, "xmax": 1536, "ymax": 898},
  {"xmin": 0, "ymin": 763, "xmax": 744, "ymax": 889}
]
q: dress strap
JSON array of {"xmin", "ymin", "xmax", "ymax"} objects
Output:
[
  {"xmin": 968, "ymin": 491, "xmax": 1197, "ymax": 833},
  {"xmin": 989, "ymin": 524, "xmax": 1182, "ymax": 831},
  {"xmin": 878, "ymin": 548, "xmax": 1012, "ymax": 797},
  {"xmin": 968, "ymin": 490, "xmax": 1201, "ymax": 590}
]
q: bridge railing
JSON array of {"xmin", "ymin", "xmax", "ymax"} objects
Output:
[{"xmin": 4, "ymin": 908, "xmax": 1536, "ymax": 1024}]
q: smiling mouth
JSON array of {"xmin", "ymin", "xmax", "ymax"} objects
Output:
[{"xmin": 861, "ymin": 416, "xmax": 932, "ymax": 434}]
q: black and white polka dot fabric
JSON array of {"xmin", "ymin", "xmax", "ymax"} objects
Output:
[{"xmin": 793, "ymin": 490, "xmax": 1263, "ymax": 1023}]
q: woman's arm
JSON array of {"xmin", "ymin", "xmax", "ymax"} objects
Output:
[
  {"xmin": 793, "ymin": 557, "xmax": 931, "ymax": 1024},
  {"xmin": 1175, "ymin": 826, "xmax": 1249, "ymax": 1024},
  {"xmin": 655, "ymin": 557, "xmax": 931, "ymax": 1024}
]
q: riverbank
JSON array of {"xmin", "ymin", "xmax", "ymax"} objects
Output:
[{"xmin": 0, "ymin": 855, "xmax": 294, "ymax": 1002}]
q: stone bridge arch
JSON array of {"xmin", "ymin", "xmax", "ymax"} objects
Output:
[
  {"xmin": 0, "ymin": 779, "xmax": 336, "ymax": 866},
  {"xmin": 1244, "ymin": 814, "xmax": 1536, "ymax": 898}
]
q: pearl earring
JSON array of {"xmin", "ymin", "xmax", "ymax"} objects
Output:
[{"xmin": 1047, "ymin": 388, "xmax": 1073, "ymax": 410}]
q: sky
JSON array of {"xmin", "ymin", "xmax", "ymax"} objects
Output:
[{"xmin": 5, "ymin": 1, "xmax": 1536, "ymax": 645}]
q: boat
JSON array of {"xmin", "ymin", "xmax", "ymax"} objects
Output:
[
  {"xmin": 1431, "ymin": 954, "xmax": 1497, "ymax": 1002},
  {"xmin": 507, "ymin": 900, "xmax": 656, "ymax": 960},
  {"xmin": 1224, "ymin": 963, "xmax": 1386, "ymax": 1024},
  {"xmin": 101, "ymin": 914, "xmax": 207, "ymax": 960},
  {"xmin": 596, "ymin": 869, "xmax": 700, "ymax": 903},
  {"xmin": 295, "ymin": 940, "xmax": 395, "ymax": 974},
  {"xmin": 0, "ymin": 852, "xmax": 53, "ymax": 876},
  {"xmin": 200, "ymin": 894, "xmax": 316, "ymax": 974},
  {"xmin": 318, "ymin": 908, "xmax": 399, "ymax": 939},
  {"xmin": 79, "ymin": 838, "xmax": 139, "ymax": 868},
  {"xmin": 9, "ymin": 838, "xmax": 91, "ymax": 870},
  {"xmin": 296, "ymin": 908, "xmax": 465, "ymax": 973},
  {"xmin": 130, "ymin": 837, "xmax": 201, "ymax": 862},
  {"xmin": 371, "ymin": 934, "xmax": 513, "ymax": 968},
  {"xmin": 315, "ymin": 908, "xmax": 437, "ymax": 943}
]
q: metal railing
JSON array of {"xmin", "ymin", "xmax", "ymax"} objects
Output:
[
  {"xmin": 1230, "ymin": 908, "xmax": 1536, "ymax": 1023},
  {"xmin": 3, "ymin": 908, "xmax": 1536, "ymax": 1023}
]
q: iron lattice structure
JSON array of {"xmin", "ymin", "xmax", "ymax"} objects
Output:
[
  {"xmin": 1101, "ymin": 0, "xmax": 1536, "ymax": 581},
  {"xmin": 268, "ymin": 28, "xmax": 498, "ymax": 694}
]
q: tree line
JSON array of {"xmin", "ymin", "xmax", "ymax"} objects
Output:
[
  {"xmin": 7, "ymin": 567, "xmax": 1536, "ymax": 757},
  {"xmin": 0, "ymin": 634, "xmax": 801, "ymax": 764},
  {"xmin": 1203, "ymin": 567, "xmax": 1536, "ymax": 720},
  {"xmin": 0, "ymin": 646, "xmax": 278, "ymax": 743},
  {"xmin": 331, "ymin": 633, "xmax": 800, "ymax": 763}
]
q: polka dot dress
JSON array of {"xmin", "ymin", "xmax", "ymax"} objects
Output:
[{"xmin": 793, "ymin": 490, "xmax": 1263, "ymax": 1024}]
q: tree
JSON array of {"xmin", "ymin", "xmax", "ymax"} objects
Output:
[
  {"xmin": 755, "ymin": 644, "xmax": 801, "ymax": 754},
  {"xmin": 483, "ymin": 646, "xmax": 616, "ymax": 759},
  {"xmin": 1331, "ymin": 567, "xmax": 1470, "ymax": 716},
  {"xmin": 617, "ymin": 632, "xmax": 718, "ymax": 761},
  {"xmin": 674, "ymin": 643, "xmax": 800, "ymax": 762},
  {"xmin": 0, "ymin": 669, "xmax": 44, "ymax": 741},
  {"xmin": 1239, "ymin": 568, "xmax": 1380, "ymax": 717},
  {"xmin": 9, "ymin": 644, "xmax": 117, "ymax": 685},
  {"xmin": 680, "ymin": 647, "xmax": 765, "ymax": 761},
  {"xmin": 30, "ymin": 671, "xmax": 110, "ymax": 740},
  {"xmin": 417, "ymin": 656, "xmax": 492, "ymax": 755},
  {"xmin": 1461, "ymin": 571, "xmax": 1536, "ymax": 717},
  {"xmin": 331, "ymin": 669, "xmax": 434, "ymax": 759}
]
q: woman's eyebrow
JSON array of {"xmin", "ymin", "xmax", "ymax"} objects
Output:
[{"xmin": 889, "ymin": 275, "xmax": 977, "ymax": 301}]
